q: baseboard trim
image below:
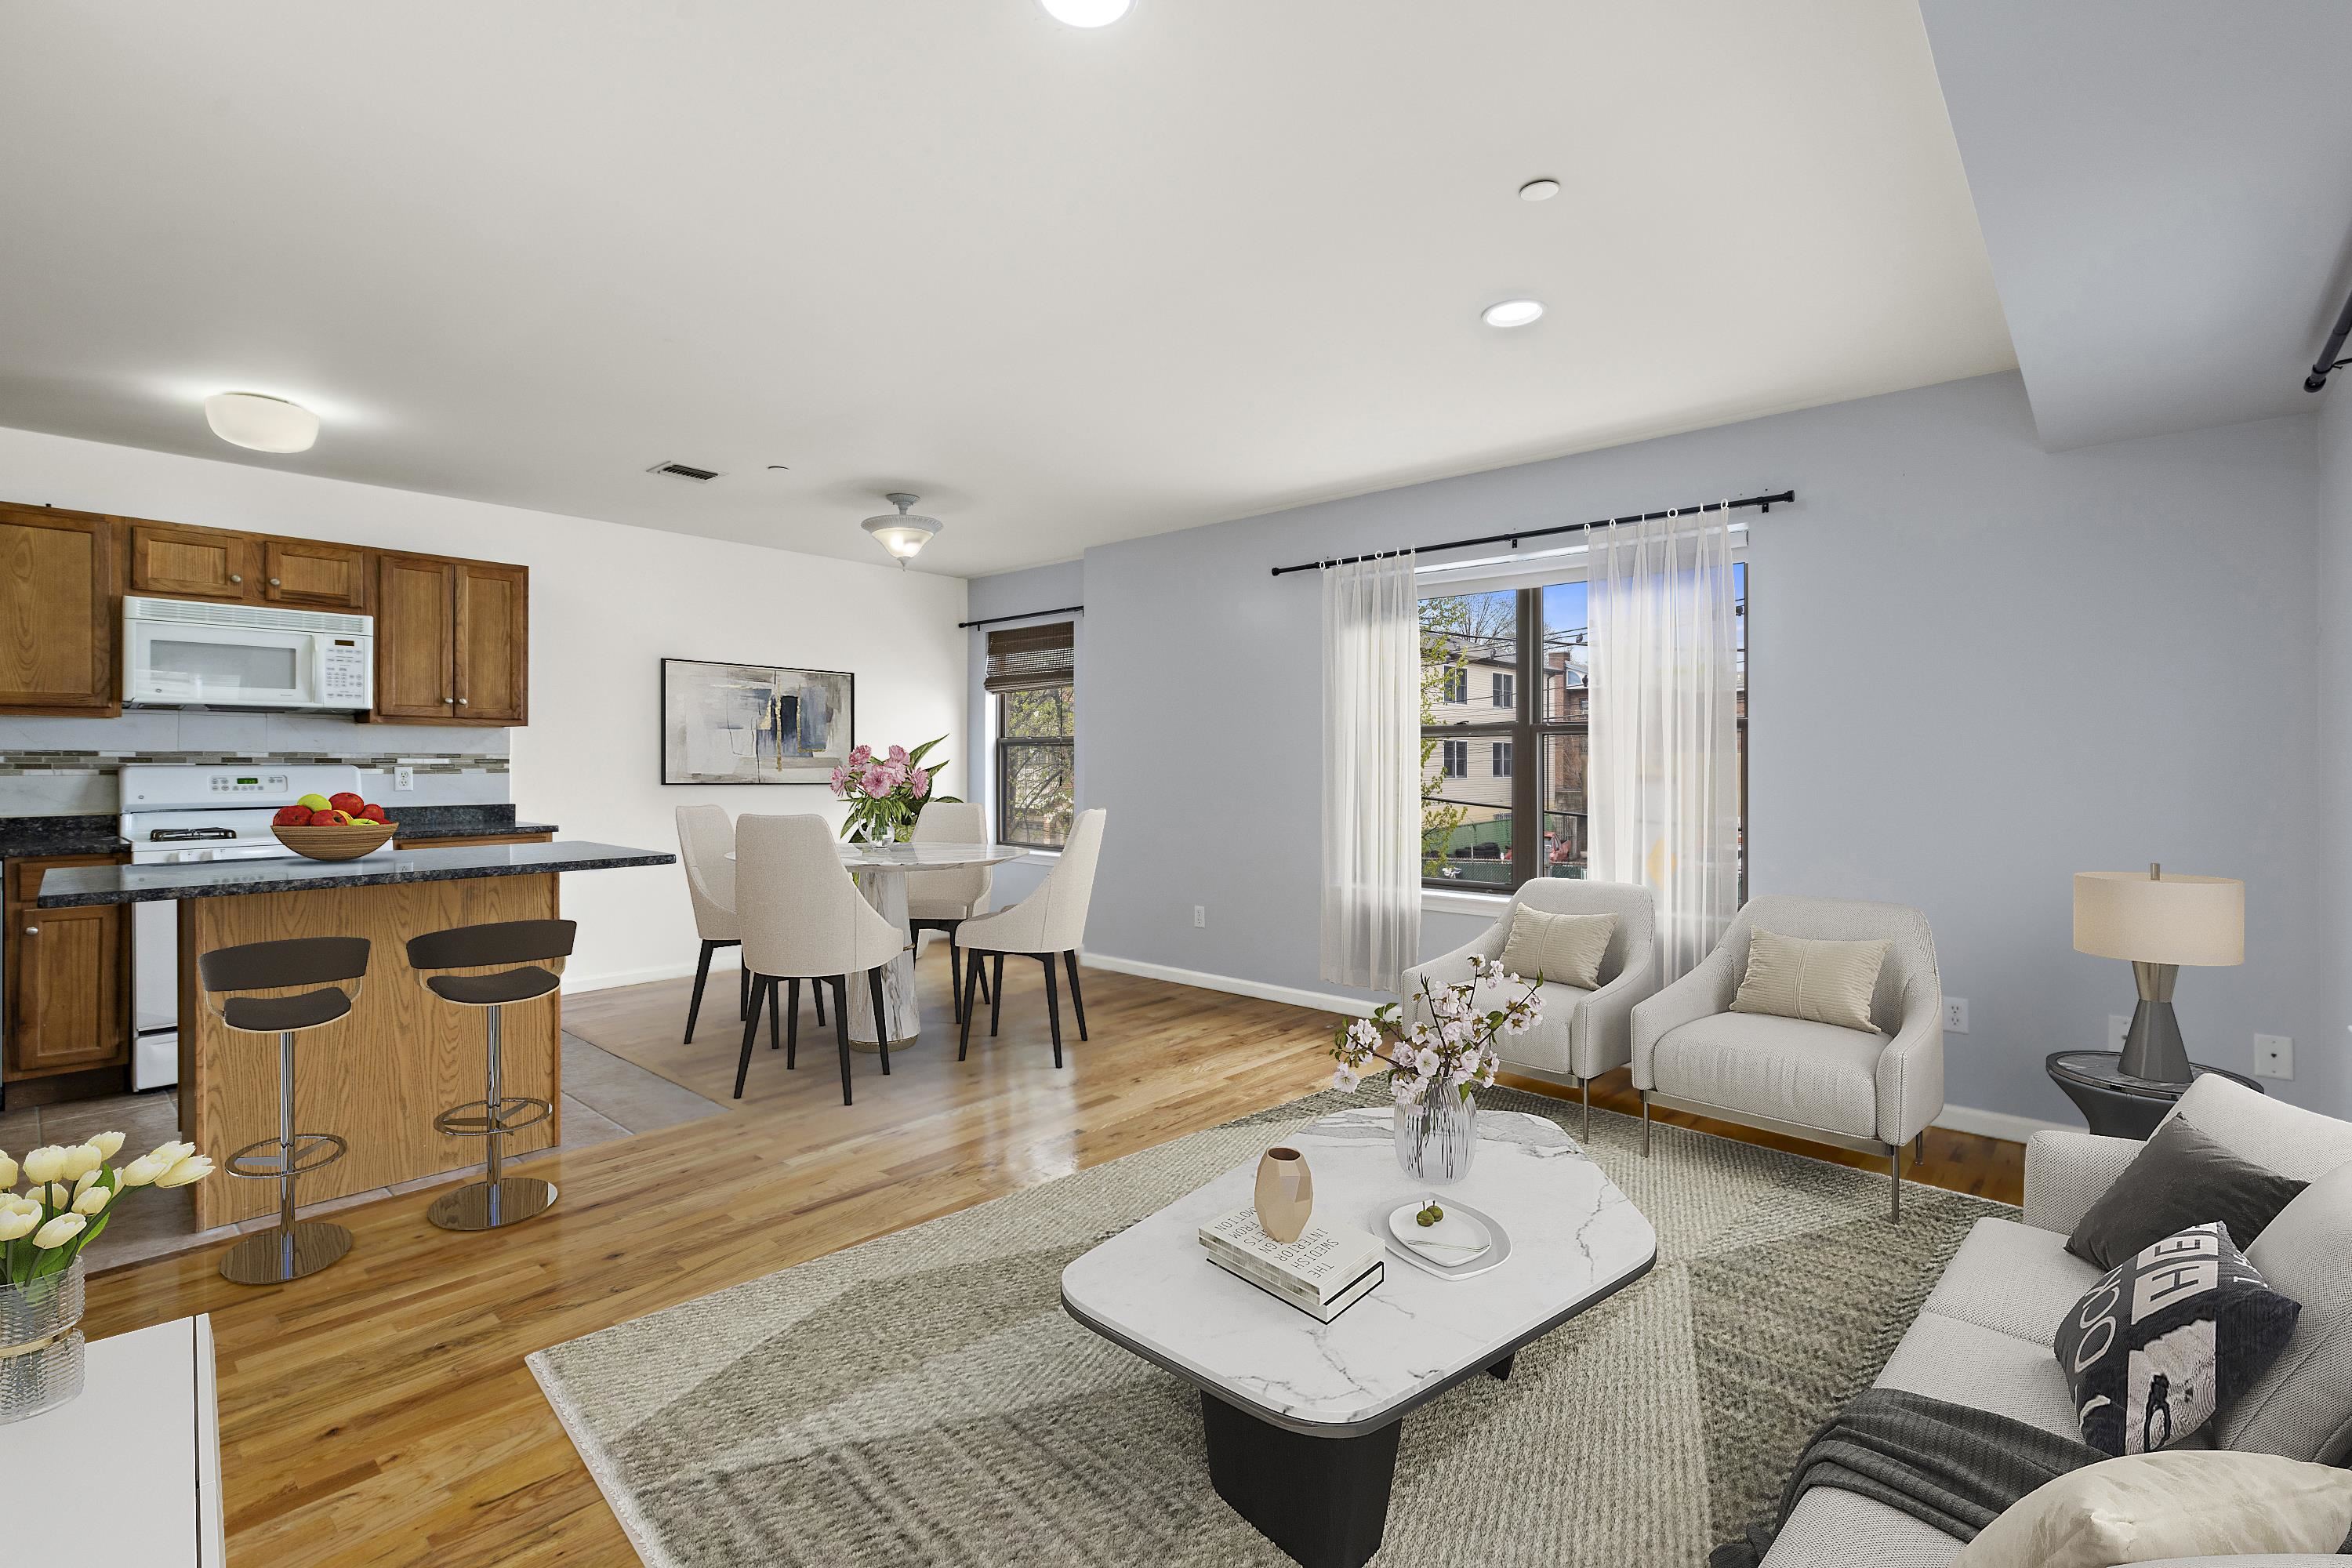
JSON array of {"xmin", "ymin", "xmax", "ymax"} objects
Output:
[
  {"xmin": 1076, "ymin": 952, "xmax": 1379, "ymax": 1018},
  {"xmin": 1933, "ymin": 1103, "xmax": 2071, "ymax": 1144},
  {"xmin": 562, "ymin": 952, "xmax": 739, "ymax": 996}
]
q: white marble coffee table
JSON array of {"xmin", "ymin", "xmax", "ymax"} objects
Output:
[{"xmin": 1061, "ymin": 1105, "xmax": 1656, "ymax": 1568}]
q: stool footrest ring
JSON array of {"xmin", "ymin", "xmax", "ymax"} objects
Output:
[
  {"xmin": 226, "ymin": 1131, "xmax": 349, "ymax": 1181},
  {"xmin": 433, "ymin": 1095, "xmax": 554, "ymax": 1140}
]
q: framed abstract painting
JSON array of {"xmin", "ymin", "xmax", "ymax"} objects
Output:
[{"xmin": 660, "ymin": 658, "xmax": 855, "ymax": 785}]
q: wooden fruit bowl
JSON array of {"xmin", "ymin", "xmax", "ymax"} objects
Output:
[{"xmin": 272, "ymin": 822, "xmax": 399, "ymax": 861}]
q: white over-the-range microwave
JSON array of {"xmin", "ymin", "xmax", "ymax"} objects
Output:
[{"xmin": 123, "ymin": 595, "xmax": 375, "ymax": 711}]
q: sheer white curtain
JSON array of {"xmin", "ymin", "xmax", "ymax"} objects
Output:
[
  {"xmin": 1320, "ymin": 552, "xmax": 1421, "ymax": 993},
  {"xmin": 1588, "ymin": 509, "xmax": 1739, "ymax": 982}
]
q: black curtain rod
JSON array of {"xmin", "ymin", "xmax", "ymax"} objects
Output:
[
  {"xmin": 2308, "ymin": 281, "xmax": 2352, "ymax": 392},
  {"xmin": 957, "ymin": 604, "xmax": 1084, "ymax": 630},
  {"xmin": 1268, "ymin": 489, "xmax": 1795, "ymax": 578}
]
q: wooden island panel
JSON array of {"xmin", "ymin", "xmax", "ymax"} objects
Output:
[{"xmin": 179, "ymin": 873, "xmax": 562, "ymax": 1229}]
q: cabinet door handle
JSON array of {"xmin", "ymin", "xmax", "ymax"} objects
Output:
[
  {"xmin": 230, "ymin": 573, "xmax": 243, "ymax": 584},
  {"xmin": 457, "ymin": 697, "xmax": 469, "ymax": 706},
  {"xmin": 21, "ymin": 926, "xmax": 35, "ymax": 936},
  {"xmin": 269, "ymin": 577, "xmax": 282, "ymax": 586}
]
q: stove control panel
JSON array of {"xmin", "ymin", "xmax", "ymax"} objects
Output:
[{"xmin": 206, "ymin": 772, "xmax": 292, "ymax": 796}]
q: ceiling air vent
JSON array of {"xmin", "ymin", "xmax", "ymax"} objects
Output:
[{"xmin": 646, "ymin": 461, "xmax": 722, "ymax": 482}]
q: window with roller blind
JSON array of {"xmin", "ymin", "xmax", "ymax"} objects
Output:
[{"xmin": 985, "ymin": 621, "xmax": 1076, "ymax": 850}]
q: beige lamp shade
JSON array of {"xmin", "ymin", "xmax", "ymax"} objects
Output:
[{"xmin": 2073, "ymin": 869, "xmax": 2244, "ymax": 966}]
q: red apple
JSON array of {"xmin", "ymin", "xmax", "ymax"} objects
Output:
[
  {"xmin": 358, "ymin": 803, "xmax": 388, "ymax": 824},
  {"xmin": 309, "ymin": 808, "xmax": 343, "ymax": 826},
  {"xmin": 328, "ymin": 792, "xmax": 365, "ymax": 815},
  {"xmin": 272, "ymin": 804, "xmax": 310, "ymax": 827}
]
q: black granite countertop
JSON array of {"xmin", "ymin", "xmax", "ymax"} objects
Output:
[
  {"xmin": 0, "ymin": 815, "xmax": 130, "ymax": 858},
  {"xmin": 34, "ymin": 840, "xmax": 674, "ymax": 907},
  {"xmin": 386, "ymin": 805, "xmax": 561, "ymax": 840}
]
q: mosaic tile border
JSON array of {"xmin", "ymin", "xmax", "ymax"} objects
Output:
[{"xmin": 0, "ymin": 750, "xmax": 510, "ymax": 777}]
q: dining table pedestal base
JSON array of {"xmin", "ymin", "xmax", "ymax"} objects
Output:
[{"xmin": 847, "ymin": 868, "xmax": 920, "ymax": 1052}]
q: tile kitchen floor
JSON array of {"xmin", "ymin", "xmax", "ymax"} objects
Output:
[{"xmin": 4, "ymin": 1034, "xmax": 726, "ymax": 1274}]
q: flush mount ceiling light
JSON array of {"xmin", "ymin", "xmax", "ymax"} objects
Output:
[
  {"xmin": 202, "ymin": 391, "xmax": 320, "ymax": 452},
  {"xmin": 861, "ymin": 492, "xmax": 943, "ymax": 566},
  {"xmin": 1518, "ymin": 178, "xmax": 1560, "ymax": 201},
  {"xmin": 1481, "ymin": 299, "xmax": 1545, "ymax": 328},
  {"xmin": 1040, "ymin": 0, "xmax": 1131, "ymax": 26}
]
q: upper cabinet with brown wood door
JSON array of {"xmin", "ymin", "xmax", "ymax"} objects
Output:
[
  {"xmin": 0, "ymin": 503, "xmax": 115, "ymax": 714},
  {"xmin": 373, "ymin": 554, "xmax": 528, "ymax": 725},
  {"xmin": 128, "ymin": 521, "xmax": 256, "ymax": 601},
  {"xmin": 263, "ymin": 538, "xmax": 369, "ymax": 609}
]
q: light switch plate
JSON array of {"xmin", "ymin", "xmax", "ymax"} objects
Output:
[{"xmin": 2254, "ymin": 1034, "xmax": 2294, "ymax": 1080}]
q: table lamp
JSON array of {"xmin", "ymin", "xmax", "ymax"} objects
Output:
[{"xmin": 2072, "ymin": 863, "xmax": 2244, "ymax": 1083}]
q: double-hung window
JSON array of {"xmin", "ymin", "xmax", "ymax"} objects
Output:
[
  {"xmin": 985, "ymin": 621, "xmax": 1076, "ymax": 850},
  {"xmin": 1418, "ymin": 564, "xmax": 1747, "ymax": 891}
]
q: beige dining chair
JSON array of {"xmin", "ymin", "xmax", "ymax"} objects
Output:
[
  {"xmin": 676, "ymin": 803, "xmax": 818, "ymax": 1044},
  {"xmin": 906, "ymin": 800, "xmax": 994, "ymax": 1022},
  {"xmin": 735, "ymin": 814, "xmax": 907, "ymax": 1105},
  {"xmin": 954, "ymin": 808, "xmax": 1105, "ymax": 1068}
]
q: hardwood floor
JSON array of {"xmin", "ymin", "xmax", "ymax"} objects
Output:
[{"xmin": 83, "ymin": 949, "xmax": 2023, "ymax": 1565}]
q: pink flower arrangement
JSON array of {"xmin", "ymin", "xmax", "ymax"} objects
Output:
[
  {"xmin": 1330, "ymin": 953, "xmax": 1537, "ymax": 1103},
  {"xmin": 828, "ymin": 736, "xmax": 957, "ymax": 843}
]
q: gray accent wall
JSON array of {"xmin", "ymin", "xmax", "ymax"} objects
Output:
[{"xmin": 977, "ymin": 371, "xmax": 2339, "ymax": 1126}]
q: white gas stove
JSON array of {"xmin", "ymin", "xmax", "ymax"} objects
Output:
[{"xmin": 121, "ymin": 764, "xmax": 391, "ymax": 1089}]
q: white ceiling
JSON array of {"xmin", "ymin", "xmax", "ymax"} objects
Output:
[
  {"xmin": 1922, "ymin": 0, "xmax": 2352, "ymax": 451},
  {"xmin": 0, "ymin": 2, "xmax": 2013, "ymax": 576}
]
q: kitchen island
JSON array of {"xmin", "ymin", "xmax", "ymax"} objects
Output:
[{"xmin": 36, "ymin": 840, "xmax": 672, "ymax": 1228}]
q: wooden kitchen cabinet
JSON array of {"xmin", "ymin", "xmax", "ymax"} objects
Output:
[
  {"xmin": 0, "ymin": 505, "xmax": 115, "ymax": 714},
  {"xmin": 5, "ymin": 858, "xmax": 130, "ymax": 1082},
  {"xmin": 129, "ymin": 521, "xmax": 256, "ymax": 601},
  {"xmin": 263, "ymin": 538, "xmax": 370, "ymax": 609},
  {"xmin": 373, "ymin": 554, "xmax": 528, "ymax": 725}
]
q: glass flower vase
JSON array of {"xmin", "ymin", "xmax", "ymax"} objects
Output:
[
  {"xmin": 1393, "ymin": 1087, "xmax": 1479, "ymax": 1185},
  {"xmin": 0, "ymin": 1258, "xmax": 86, "ymax": 1425}
]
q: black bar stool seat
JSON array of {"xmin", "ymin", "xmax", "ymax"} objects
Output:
[
  {"xmin": 408, "ymin": 919, "xmax": 575, "ymax": 1232},
  {"xmin": 198, "ymin": 934, "xmax": 371, "ymax": 1287}
]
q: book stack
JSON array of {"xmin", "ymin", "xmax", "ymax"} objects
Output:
[{"xmin": 1198, "ymin": 1207, "xmax": 1385, "ymax": 1323}]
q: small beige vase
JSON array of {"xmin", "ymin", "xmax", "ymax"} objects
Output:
[{"xmin": 1254, "ymin": 1146, "xmax": 1314, "ymax": 1243}]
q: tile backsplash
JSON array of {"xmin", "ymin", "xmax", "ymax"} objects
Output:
[{"xmin": 0, "ymin": 712, "xmax": 513, "ymax": 816}]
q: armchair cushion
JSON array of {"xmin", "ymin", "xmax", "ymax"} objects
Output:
[
  {"xmin": 1487, "ymin": 982, "xmax": 1592, "ymax": 1077},
  {"xmin": 1650, "ymin": 1011, "xmax": 1890, "ymax": 1139},
  {"xmin": 1497, "ymin": 906, "xmax": 1614, "ymax": 990},
  {"xmin": 1731, "ymin": 928, "xmax": 1890, "ymax": 1033}
]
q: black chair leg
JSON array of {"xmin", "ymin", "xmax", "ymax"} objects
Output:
[
  {"xmin": 831, "ymin": 976, "xmax": 853, "ymax": 1106},
  {"xmin": 814, "ymin": 978, "xmax": 826, "ymax": 1027},
  {"xmin": 733, "ymin": 973, "xmax": 765, "ymax": 1099},
  {"xmin": 866, "ymin": 967, "xmax": 891, "ymax": 1076},
  {"xmin": 786, "ymin": 978, "xmax": 800, "ymax": 1069},
  {"xmin": 959, "ymin": 956, "xmax": 981, "ymax": 1060},
  {"xmin": 1063, "ymin": 950, "xmax": 1088, "ymax": 1041},
  {"xmin": 685, "ymin": 940, "xmax": 716, "ymax": 1043},
  {"xmin": 1042, "ymin": 953, "xmax": 1064, "ymax": 1069},
  {"xmin": 768, "ymin": 977, "xmax": 782, "ymax": 1051},
  {"xmin": 990, "ymin": 953, "xmax": 1005, "ymax": 1037},
  {"xmin": 739, "ymin": 960, "xmax": 750, "ymax": 1021},
  {"xmin": 949, "ymin": 941, "xmax": 964, "ymax": 1024},
  {"xmin": 978, "ymin": 958, "xmax": 993, "ymax": 1004}
]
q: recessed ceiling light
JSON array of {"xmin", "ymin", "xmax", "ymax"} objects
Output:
[
  {"xmin": 1519, "ymin": 178, "xmax": 1560, "ymax": 201},
  {"xmin": 203, "ymin": 392, "xmax": 320, "ymax": 452},
  {"xmin": 1481, "ymin": 299, "xmax": 1544, "ymax": 329},
  {"xmin": 1040, "ymin": 0, "xmax": 1131, "ymax": 25}
]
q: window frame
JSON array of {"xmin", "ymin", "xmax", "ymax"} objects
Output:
[{"xmin": 993, "ymin": 684, "xmax": 1075, "ymax": 851}]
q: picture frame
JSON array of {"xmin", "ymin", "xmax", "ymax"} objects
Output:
[{"xmin": 659, "ymin": 657, "xmax": 855, "ymax": 785}]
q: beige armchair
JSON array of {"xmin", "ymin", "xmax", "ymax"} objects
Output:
[
  {"xmin": 1403, "ymin": 879, "xmax": 1659, "ymax": 1139},
  {"xmin": 1631, "ymin": 895, "xmax": 1944, "ymax": 1220}
]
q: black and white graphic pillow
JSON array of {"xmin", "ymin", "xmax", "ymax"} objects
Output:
[{"xmin": 2053, "ymin": 1221, "xmax": 2300, "ymax": 1456}]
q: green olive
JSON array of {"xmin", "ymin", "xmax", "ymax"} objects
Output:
[{"xmin": 1416, "ymin": 1203, "xmax": 1443, "ymax": 1228}]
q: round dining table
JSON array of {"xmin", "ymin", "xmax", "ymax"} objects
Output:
[{"xmin": 732, "ymin": 840, "xmax": 1030, "ymax": 1050}]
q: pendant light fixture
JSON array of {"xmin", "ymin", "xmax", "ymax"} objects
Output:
[{"xmin": 861, "ymin": 492, "xmax": 943, "ymax": 566}]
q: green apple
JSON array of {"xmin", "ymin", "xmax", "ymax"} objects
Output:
[{"xmin": 296, "ymin": 793, "xmax": 332, "ymax": 811}]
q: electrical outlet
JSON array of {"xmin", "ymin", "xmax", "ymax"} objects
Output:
[
  {"xmin": 2254, "ymin": 1034, "xmax": 2294, "ymax": 1080},
  {"xmin": 394, "ymin": 766, "xmax": 415, "ymax": 791},
  {"xmin": 2108, "ymin": 1014, "xmax": 2132, "ymax": 1052},
  {"xmin": 1192, "ymin": 905, "xmax": 1205, "ymax": 929},
  {"xmin": 1944, "ymin": 998, "xmax": 1969, "ymax": 1033}
]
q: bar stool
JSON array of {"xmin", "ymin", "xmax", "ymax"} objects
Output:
[
  {"xmin": 408, "ymin": 918, "xmax": 575, "ymax": 1232},
  {"xmin": 196, "ymin": 935, "xmax": 372, "ymax": 1286}
]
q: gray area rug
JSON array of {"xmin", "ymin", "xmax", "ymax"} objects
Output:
[{"xmin": 530, "ymin": 1085, "xmax": 2010, "ymax": 1566}]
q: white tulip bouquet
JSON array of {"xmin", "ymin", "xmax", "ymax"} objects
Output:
[
  {"xmin": 1330, "ymin": 953, "xmax": 1541, "ymax": 1104},
  {"xmin": 0, "ymin": 1135, "xmax": 214, "ymax": 1287}
]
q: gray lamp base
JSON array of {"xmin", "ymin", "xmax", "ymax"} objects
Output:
[{"xmin": 2116, "ymin": 961, "xmax": 2191, "ymax": 1084}]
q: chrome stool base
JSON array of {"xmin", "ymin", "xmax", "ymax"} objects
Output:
[
  {"xmin": 428, "ymin": 1175, "xmax": 557, "ymax": 1232},
  {"xmin": 220, "ymin": 1218, "xmax": 353, "ymax": 1285}
]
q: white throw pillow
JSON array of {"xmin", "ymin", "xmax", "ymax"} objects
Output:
[
  {"xmin": 2223, "ymin": 1159, "xmax": 2352, "ymax": 1462},
  {"xmin": 1496, "ymin": 906, "xmax": 1615, "ymax": 990},
  {"xmin": 1949, "ymin": 1450, "xmax": 2352, "ymax": 1568},
  {"xmin": 1727, "ymin": 927, "xmax": 1887, "ymax": 1034}
]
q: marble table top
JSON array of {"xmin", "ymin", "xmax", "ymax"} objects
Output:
[
  {"xmin": 726, "ymin": 841, "xmax": 1029, "ymax": 873},
  {"xmin": 1062, "ymin": 1106, "xmax": 1657, "ymax": 1436}
]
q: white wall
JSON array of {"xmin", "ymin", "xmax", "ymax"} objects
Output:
[
  {"xmin": 972, "ymin": 372, "xmax": 2338, "ymax": 1127},
  {"xmin": 0, "ymin": 424, "xmax": 967, "ymax": 992}
]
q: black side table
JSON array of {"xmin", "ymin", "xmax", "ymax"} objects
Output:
[{"xmin": 2046, "ymin": 1051, "xmax": 2265, "ymax": 1139}]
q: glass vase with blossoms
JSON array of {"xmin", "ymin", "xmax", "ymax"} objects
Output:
[
  {"xmin": 0, "ymin": 1134, "xmax": 216, "ymax": 1423},
  {"xmin": 828, "ymin": 738, "xmax": 960, "ymax": 844},
  {"xmin": 1331, "ymin": 955, "xmax": 1541, "ymax": 1185}
]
